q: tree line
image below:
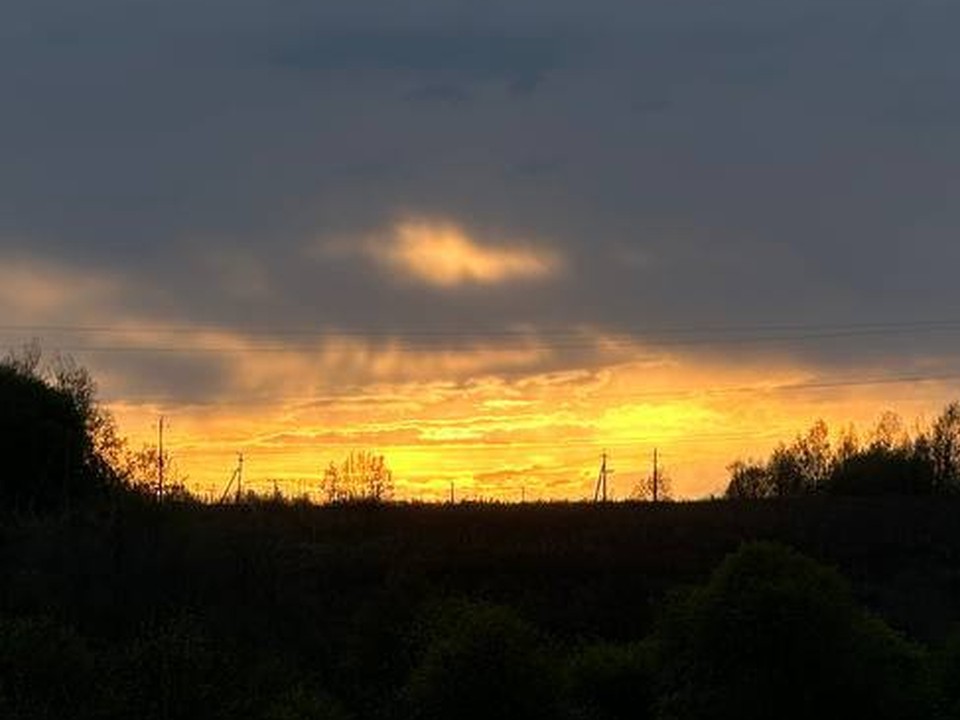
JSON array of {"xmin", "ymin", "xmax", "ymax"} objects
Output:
[
  {"xmin": 725, "ymin": 404, "xmax": 960, "ymax": 498},
  {"xmin": 0, "ymin": 344, "xmax": 395, "ymax": 513}
]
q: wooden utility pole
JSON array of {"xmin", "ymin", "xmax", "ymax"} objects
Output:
[
  {"xmin": 449, "ymin": 481, "xmax": 455, "ymax": 504},
  {"xmin": 594, "ymin": 451, "xmax": 613, "ymax": 502},
  {"xmin": 158, "ymin": 416, "xmax": 165, "ymax": 502},
  {"xmin": 219, "ymin": 453, "xmax": 245, "ymax": 504},
  {"xmin": 652, "ymin": 448, "xmax": 659, "ymax": 503},
  {"xmin": 236, "ymin": 453, "xmax": 243, "ymax": 503}
]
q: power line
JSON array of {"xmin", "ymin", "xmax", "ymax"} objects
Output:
[
  {"xmin": 95, "ymin": 369, "xmax": 960, "ymax": 408},
  {"xmin": 5, "ymin": 317, "xmax": 960, "ymax": 337},
  {"xmin": 4, "ymin": 318, "xmax": 960, "ymax": 354}
]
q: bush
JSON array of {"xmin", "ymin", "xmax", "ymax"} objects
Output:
[
  {"xmin": 932, "ymin": 627, "xmax": 960, "ymax": 718},
  {"xmin": 110, "ymin": 616, "xmax": 237, "ymax": 720},
  {"xmin": 404, "ymin": 600, "xmax": 561, "ymax": 720},
  {"xmin": 0, "ymin": 615, "xmax": 97, "ymax": 718},
  {"xmin": 263, "ymin": 685, "xmax": 351, "ymax": 720},
  {"xmin": 655, "ymin": 542, "xmax": 933, "ymax": 720},
  {"xmin": 567, "ymin": 640, "xmax": 656, "ymax": 719}
]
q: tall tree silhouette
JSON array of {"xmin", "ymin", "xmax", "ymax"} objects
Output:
[
  {"xmin": 929, "ymin": 402, "xmax": 960, "ymax": 492},
  {"xmin": 0, "ymin": 345, "xmax": 129, "ymax": 512}
]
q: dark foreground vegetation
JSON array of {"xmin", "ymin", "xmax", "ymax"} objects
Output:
[
  {"xmin": 5, "ymin": 349, "xmax": 960, "ymax": 718},
  {"xmin": 5, "ymin": 499, "xmax": 960, "ymax": 719}
]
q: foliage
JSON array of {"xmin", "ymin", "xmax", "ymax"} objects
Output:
[
  {"xmin": 725, "ymin": 460, "xmax": 776, "ymax": 499},
  {"xmin": 0, "ymin": 348, "xmax": 107, "ymax": 513},
  {"xmin": 930, "ymin": 402, "xmax": 960, "ymax": 493},
  {"xmin": 0, "ymin": 615, "xmax": 97, "ymax": 719},
  {"xmin": 5, "ymin": 473, "xmax": 960, "ymax": 719},
  {"xmin": 723, "ymin": 406, "xmax": 960, "ymax": 498},
  {"xmin": 566, "ymin": 640, "xmax": 657, "ymax": 720},
  {"xmin": 121, "ymin": 442, "xmax": 190, "ymax": 500},
  {"xmin": 830, "ymin": 444, "xmax": 934, "ymax": 495},
  {"xmin": 110, "ymin": 616, "xmax": 239, "ymax": 720},
  {"xmin": 263, "ymin": 685, "xmax": 351, "ymax": 720},
  {"xmin": 632, "ymin": 466, "xmax": 672, "ymax": 503},
  {"xmin": 654, "ymin": 542, "xmax": 934, "ymax": 720},
  {"xmin": 932, "ymin": 627, "xmax": 960, "ymax": 718},
  {"xmin": 320, "ymin": 451, "xmax": 394, "ymax": 503},
  {"xmin": 404, "ymin": 600, "xmax": 561, "ymax": 720}
]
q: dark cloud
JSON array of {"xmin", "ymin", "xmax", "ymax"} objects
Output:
[
  {"xmin": 3, "ymin": 0, "xmax": 960, "ymax": 398},
  {"xmin": 271, "ymin": 29, "xmax": 576, "ymax": 88},
  {"xmin": 404, "ymin": 83, "xmax": 471, "ymax": 105}
]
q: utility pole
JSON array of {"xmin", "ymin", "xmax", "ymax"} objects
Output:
[
  {"xmin": 236, "ymin": 453, "xmax": 243, "ymax": 503},
  {"xmin": 157, "ymin": 416, "xmax": 164, "ymax": 502},
  {"xmin": 449, "ymin": 481, "xmax": 455, "ymax": 504},
  {"xmin": 594, "ymin": 451, "xmax": 613, "ymax": 502},
  {"xmin": 652, "ymin": 448, "xmax": 659, "ymax": 503},
  {"xmin": 219, "ymin": 452, "xmax": 245, "ymax": 504}
]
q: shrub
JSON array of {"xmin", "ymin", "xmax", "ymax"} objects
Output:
[
  {"xmin": 110, "ymin": 616, "xmax": 236, "ymax": 720},
  {"xmin": 655, "ymin": 542, "xmax": 933, "ymax": 720},
  {"xmin": 567, "ymin": 640, "xmax": 656, "ymax": 719},
  {"xmin": 263, "ymin": 685, "xmax": 351, "ymax": 720},
  {"xmin": 0, "ymin": 615, "xmax": 97, "ymax": 718},
  {"xmin": 404, "ymin": 600, "xmax": 561, "ymax": 720}
]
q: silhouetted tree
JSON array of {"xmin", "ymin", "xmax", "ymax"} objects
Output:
[
  {"xmin": 767, "ymin": 442, "xmax": 807, "ymax": 496},
  {"xmin": 765, "ymin": 419, "xmax": 832, "ymax": 495},
  {"xmin": 0, "ymin": 347, "xmax": 109, "ymax": 512},
  {"xmin": 122, "ymin": 443, "xmax": 190, "ymax": 500},
  {"xmin": 834, "ymin": 423, "xmax": 860, "ymax": 465},
  {"xmin": 724, "ymin": 460, "xmax": 775, "ymax": 499},
  {"xmin": 724, "ymin": 411, "xmax": 955, "ymax": 497},
  {"xmin": 829, "ymin": 445, "xmax": 934, "ymax": 495},
  {"xmin": 870, "ymin": 411, "xmax": 909, "ymax": 451},
  {"xmin": 930, "ymin": 402, "xmax": 960, "ymax": 493},
  {"xmin": 320, "ymin": 451, "xmax": 394, "ymax": 503},
  {"xmin": 632, "ymin": 464, "xmax": 673, "ymax": 502}
]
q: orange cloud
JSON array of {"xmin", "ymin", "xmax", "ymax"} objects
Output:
[{"xmin": 378, "ymin": 219, "xmax": 560, "ymax": 287}]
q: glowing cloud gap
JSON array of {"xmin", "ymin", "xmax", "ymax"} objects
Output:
[{"xmin": 378, "ymin": 220, "xmax": 560, "ymax": 287}]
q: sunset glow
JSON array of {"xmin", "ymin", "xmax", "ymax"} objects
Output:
[{"xmin": 99, "ymin": 337, "xmax": 960, "ymax": 502}]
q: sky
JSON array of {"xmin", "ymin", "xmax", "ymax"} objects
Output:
[{"xmin": 3, "ymin": 0, "xmax": 960, "ymax": 500}]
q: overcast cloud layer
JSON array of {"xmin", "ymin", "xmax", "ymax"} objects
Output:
[{"xmin": 4, "ymin": 0, "xmax": 960, "ymax": 395}]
